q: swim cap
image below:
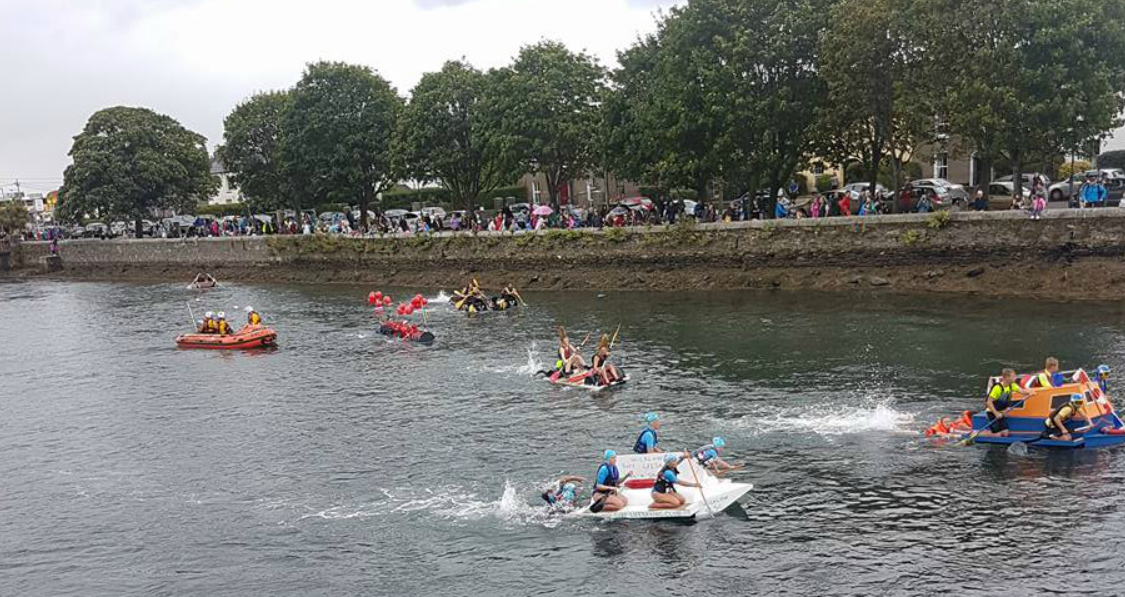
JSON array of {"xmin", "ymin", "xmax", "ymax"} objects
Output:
[
  {"xmin": 663, "ymin": 453, "xmax": 679, "ymax": 463},
  {"xmin": 1098, "ymin": 365, "xmax": 1111, "ymax": 374},
  {"xmin": 604, "ymin": 449, "xmax": 617, "ymax": 460},
  {"xmin": 644, "ymin": 412, "xmax": 659, "ymax": 423},
  {"xmin": 1070, "ymin": 393, "xmax": 1085, "ymax": 404},
  {"xmin": 205, "ymin": 311, "xmax": 213, "ymax": 318},
  {"xmin": 562, "ymin": 482, "xmax": 577, "ymax": 492},
  {"xmin": 712, "ymin": 436, "xmax": 726, "ymax": 449}
]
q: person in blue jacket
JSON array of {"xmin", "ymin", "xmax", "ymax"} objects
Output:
[
  {"xmin": 1080, "ymin": 175, "xmax": 1108, "ymax": 208},
  {"xmin": 633, "ymin": 412, "xmax": 662, "ymax": 454}
]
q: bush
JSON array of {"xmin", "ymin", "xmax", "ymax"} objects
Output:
[
  {"xmin": 815, "ymin": 174, "xmax": 835, "ymax": 192},
  {"xmin": 196, "ymin": 202, "xmax": 249, "ymax": 217},
  {"xmin": 1058, "ymin": 160, "xmax": 1092, "ymax": 180},
  {"xmin": 1097, "ymin": 150, "xmax": 1125, "ymax": 171},
  {"xmin": 381, "ymin": 187, "xmax": 452, "ymax": 210}
]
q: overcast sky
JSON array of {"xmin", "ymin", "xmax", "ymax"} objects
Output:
[
  {"xmin": 0, "ymin": 0, "xmax": 677, "ymax": 195},
  {"xmin": 1, "ymin": 0, "xmax": 1121, "ymax": 196}
]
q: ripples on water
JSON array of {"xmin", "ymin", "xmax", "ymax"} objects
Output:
[{"xmin": 2, "ymin": 281, "xmax": 1125, "ymax": 595}]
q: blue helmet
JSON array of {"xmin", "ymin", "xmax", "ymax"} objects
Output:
[
  {"xmin": 604, "ymin": 449, "xmax": 617, "ymax": 460},
  {"xmin": 644, "ymin": 412, "xmax": 659, "ymax": 423},
  {"xmin": 1098, "ymin": 365, "xmax": 1111, "ymax": 375},
  {"xmin": 1070, "ymin": 393, "xmax": 1085, "ymax": 404},
  {"xmin": 663, "ymin": 453, "xmax": 680, "ymax": 463}
]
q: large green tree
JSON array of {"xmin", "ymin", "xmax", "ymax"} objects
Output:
[
  {"xmin": 494, "ymin": 41, "xmax": 606, "ymax": 208},
  {"xmin": 0, "ymin": 200, "xmax": 29, "ymax": 235},
  {"xmin": 817, "ymin": 0, "xmax": 934, "ymax": 199},
  {"xmin": 922, "ymin": 0, "xmax": 1125, "ymax": 199},
  {"xmin": 280, "ymin": 61, "xmax": 402, "ymax": 231},
  {"xmin": 59, "ymin": 106, "xmax": 215, "ymax": 236},
  {"xmin": 396, "ymin": 61, "xmax": 520, "ymax": 215},
  {"xmin": 216, "ymin": 90, "xmax": 292, "ymax": 212}
]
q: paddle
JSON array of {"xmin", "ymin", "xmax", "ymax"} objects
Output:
[
  {"xmin": 1013, "ymin": 424, "xmax": 1097, "ymax": 452},
  {"xmin": 960, "ymin": 398, "xmax": 1029, "ymax": 446},
  {"xmin": 686, "ymin": 455, "xmax": 715, "ymax": 518},
  {"xmin": 185, "ymin": 301, "xmax": 198, "ymax": 331},
  {"xmin": 511, "ymin": 288, "xmax": 528, "ymax": 307},
  {"xmin": 589, "ymin": 473, "xmax": 632, "ymax": 513},
  {"xmin": 610, "ymin": 324, "xmax": 622, "ymax": 348}
]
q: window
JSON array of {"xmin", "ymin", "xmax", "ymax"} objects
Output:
[
  {"xmin": 934, "ymin": 153, "xmax": 948, "ymax": 180},
  {"xmin": 531, "ymin": 180, "xmax": 541, "ymax": 203}
]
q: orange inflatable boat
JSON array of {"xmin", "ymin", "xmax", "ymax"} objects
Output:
[{"xmin": 175, "ymin": 325, "xmax": 277, "ymax": 350}]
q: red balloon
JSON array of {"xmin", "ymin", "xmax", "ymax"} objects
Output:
[
  {"xmin": 367, "ymin": 292, "xmax": 376, "ymax": 305},
  {"xmin": 383, "ymin": 296, "xmax": 392, "ymax": 306},
  {"xmin": 374, "ymin": 291, "xmax": 383, "ymax": 299},
  {"xmin": 404, "ymin": 305, "xmax": 414, "ymax": 315},
  {"xmin": 411, "ymin": 297, "xmax": 423, "ymax": 309},
  {"xmin": 421, "ymin": 298, "xmax": 428, "ymax": 306}
]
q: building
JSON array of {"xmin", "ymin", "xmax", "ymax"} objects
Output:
[
  {"xmin": 208, "ymin": 158, "xmax": 243, "ymax": 205},
  {"xmin": 517, "ymin": 172, "xmax": 642, "ymax": 207}
]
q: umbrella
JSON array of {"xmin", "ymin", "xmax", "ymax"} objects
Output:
[{"xmin": 533, "ymin": 205, "xmax": 554, "ymax": 216}]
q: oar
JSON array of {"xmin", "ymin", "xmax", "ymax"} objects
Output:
[
  {"xmin": 960, "ymin": 398, "xmax": 1029, "ymax": 446},
  {"xmin": 512, "ymin": 288, "xmax": 528, "ymax": 307},
  {"xmin": 610, "ymin": 324, "xmax": 622, "ymax": 348},
  {"xmin": 686, "ymin": 455, "xmax": 715, "ymax": 518},
  {"xmin": 589, "ymin": 473, "xmax": 632, "ymax": 513},
  {"xmin": 185, "ymin": 301, "xmax": 198, "ymax": 331}
]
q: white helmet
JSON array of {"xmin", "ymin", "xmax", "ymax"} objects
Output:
[
  {"xmin": 205, "ymin": 311, "xmax": 214, "ymax": 318},
  {"xmin": 245, "ymin": 306, "xmax": 253, "ymax": 312},
  {"xmin": 218, "ymin": 311, "xmax": 226, "ymax": 318}
]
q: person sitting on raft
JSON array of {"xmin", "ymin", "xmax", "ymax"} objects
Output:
[
  {"xmin": 650, "ymin": 453, "xmax": 702, "ymax": 510},
  {"xmin": 1097, "ymin": 365, "xmax": 1111, "ymax": 393},
  {"xmin": 1040, "ymin": 394, "xmax": 1095, "ymax": 442},
  {"xmin": 198, "ymin": 311, "xmax": 217, "ymax": 334},
  {"xmin": 591, "ymin": 335, "xmax": 621, "ymax": 386},
  {"xmin": 633, "ymin": 412, "xmax": 662, "ymax": 454},
  {"xmin": 556, "ymin": 327, "xmax": 587, "ymax": 375},
  {"xmin": 216, "ymin": 312, "xmax": 232, "ymax": 335},
  {"xmin": 245, "ymin": 306, "xmax": 262, "ymax": 327},
  {"xmin": 982, "ymin": 368, "xmax": 1032, "ymax": 438},
  {"xmin": 541, "ymin": 475, "xmax": 586, "ymax": 512},
  {"xmin": 694, "ymin": 437, "xmax": 736, "ymax": 473},
  {"xmin": 1025, "ymin": 356, "xmax": 1066, "ymax": 389},
  {"xmin": 592, "ymin": 450, "xmax": 627, "ymax": 513}
]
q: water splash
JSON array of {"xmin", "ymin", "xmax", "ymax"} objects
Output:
[
  {"xmin": 743, "ymin": 399, "xmax": 915, "ymax": 436},
  {"xmin": 429, "ymin": 291, "xmax": 451, "ymax": 304},
  {"xmin": 517, "ymin": 343, "xmax": 544, "ymax": 377}
]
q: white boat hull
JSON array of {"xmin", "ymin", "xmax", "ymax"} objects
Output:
[{"xmin": 576, "ymin": 453, "xmax": 752, "ymax": 520}]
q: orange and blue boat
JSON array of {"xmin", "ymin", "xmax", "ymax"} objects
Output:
[{"xmin": 962, "ymin": 369, "xmax": 1125, "ymax": 449}]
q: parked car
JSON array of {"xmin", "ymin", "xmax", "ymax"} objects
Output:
[
  {"xmin": 995, "ymin": 172, "xmax": 1052, "ymax": 191},
  {"xmin": 1087, "ymin": 169, "xmax": 1125, "ymax": 205},
  {"xmin": 903, "ymin": 178, "xmax": 970, "ymax": 209},
  {"xmin": 419, "ymin": 206, "xmax": 447, "ymax": 220},
  {"xmin": 1048, "ymin": 174, "xmax": 1087, "ymax": 202},
  {"xmin": 984, "ymin": 182, "xmax": 1031, "ymax": 210},
  {"xmin": 841, "ymin": 182, "xmax": 892, "ymax": 201}
]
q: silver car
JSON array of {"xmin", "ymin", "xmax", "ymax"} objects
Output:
[{"xmin": 906, "ymin": 178, "xmax": 970, "ymax": 208}]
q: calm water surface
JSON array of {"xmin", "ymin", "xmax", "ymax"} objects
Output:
[{"xmin": 3, "ymin": 281, "xmax": 1125, "ymax": 596}]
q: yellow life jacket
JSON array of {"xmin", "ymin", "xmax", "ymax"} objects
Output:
[
  {"xmin": 218, "ymin": 320, "xmax": 231, "ymax": 335},
  {"xmin": 199, "ymin": 318, "xmax": 213, "ymax": 333},
  {"xmin": 1036, "ymin": 371, "xmax": 1055, "ymax": 388},
  {"xmin": 249, "ymin": 312, "xmax": 261, "ymax": 326}
]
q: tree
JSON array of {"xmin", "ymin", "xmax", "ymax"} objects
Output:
[
  {"xmin": 1097, "ymin": 150, "xmax": 1125, "ymax": 170},
  {"xmin": 280, "ymin": 61, "xmax": 402, "ymax": 231},
  {"xmin": 494, "ymin": 41, "xmax": 606, "ymax": 208},
  {"xmin": 216, "ymin": 90, "xmax": 292, "ymax": 212},
  {"xmin": 922, "ymin": 0, "xmax": 1125, "ymax": 200},
  {"xmin": 0, "ymin": 200, "xmax": 29, "ymax": 235},
  {"xmin": 59, "ymin": 106, "xmax": 215, "ymax": 236},
  {"xmin": 396, "ymin": 61, "xmax": 520, "ymax": 215},
  {"xmin": 817, "ymin": 0, "xmax": 934, "ymax": 201}
]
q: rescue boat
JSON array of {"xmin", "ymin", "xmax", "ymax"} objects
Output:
[
  {"xmin": 576, "ymin": 453, "xmax": 752, "ymax": 520},
  {"xmin": 955, "ymin": 369, "xmax": 1125, "ymax": 449},
  {"xmin": 378, "ymin": 322, "xmax": 435, "ymax": 344},
  {"xmin": 175, "ymin": 325, "xmax": 277, "ymax": 350}
]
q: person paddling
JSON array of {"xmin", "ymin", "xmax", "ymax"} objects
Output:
[
  {"xmin": 591, "ymin": 334, "xmax": 621, "ymax": 386},
  {"xmin": 592, "ymin": 450, "xmax": 628, "ymax": 513},
  {"xmin": 650, "ymin": 453, "xmax": 702, "ymax": 510},
  {"xmin": 693, "ymin": 437, "xmax": 735, "ymax": 473},
  {"xmin": 1040, "ymin": 394, "xmax": 1095, "ymax": 442},
  {"xmin": 633, "ymin": 412, "xmax": 662, "ymax": 454},
  {"xmin": 982, "ymin": 368, "xmax": 1032, "ymax": 438},
  {"xmin": 541, "ymin": 475, "xmax": 586, "ymax": 512}
]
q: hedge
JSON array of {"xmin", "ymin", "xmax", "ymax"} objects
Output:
[{"xmin": 1097, "ymin": 150, "xmax": 1125, "ymax": 170}]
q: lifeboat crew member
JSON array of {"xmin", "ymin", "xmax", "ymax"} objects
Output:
[
  {"xmin": 650, "ymin": 453, "xmax": 702, "ymax": 510},
  {"xmin": 591, "ymin": 335, "xmax": 621, "ymax": 386},
  {"xmin": 556, "ymin": 327, "xmax": 587, "ymax": 374},
  {"xmin": 1097, "ymin": 365, "xmax": 1111, "ymax": 393},
  {"xmin": 592, "ymin": 450, "xmax": 627, "ymax": 513},
  {"xmin": 1026, "ymin": 357, "xmax": 1066, "ymax": 389},
  {"xmin": 1040, "ymin": 394, "xmax": 1095, "ymax": 442},
  {"xmin": 541, "ymin": 475, "xmax": 586, "ymax": 511},
  {"xmin": 694, "ymin": 437, "xmax": 735, "ymax": 473},
  {"xmin": 199, "ymin": 311, "xmax": 216, "ymax": 333},
  {"xmin": 633, "ymin": 412, "xmax": 662, "ymax": 454},
  {"xmin": 216, "ymin": 312, "xmax": 232, "ymax": 335},
  {"xmin": 245, "ymin": 306, "xmax": 262, "ymax": 326},
  {"xmin": 983, "ymin": 368, "xmax": 1031, "ymax": 438}
]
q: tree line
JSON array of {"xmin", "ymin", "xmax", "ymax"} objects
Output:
[{"xmin": 59, "ymin": 0, "xmax": 1125, "ymax": 232}]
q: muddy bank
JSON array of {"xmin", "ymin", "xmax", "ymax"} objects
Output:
[{"xmin": 9, "ymin": 209, "xmax": 1125, "ymax": 300}]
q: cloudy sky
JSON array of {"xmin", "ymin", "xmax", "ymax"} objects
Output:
[
  {"xmin": 0, "ymin": 0, "xmax": 677, "ymax": 195},
  {"xmin": 1, "ymin": 0, "xmax": 1121, "ymax": 196}
]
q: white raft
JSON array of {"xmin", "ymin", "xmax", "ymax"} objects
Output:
[{"xmin": 576, "ymin": 453, "xmax": 752, "ymax": 520}]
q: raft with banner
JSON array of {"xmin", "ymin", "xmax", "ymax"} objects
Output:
[
  {"xmin": 576, "ymin": 453, "xmax": 752, "ymax": 520},
  {"xmin": 928, "ymin": 368, "xmax": 1125, "ymax": 449},
  {"xmin": 175, "ymin": 325, "xmax": 277, "ymax": 349}
]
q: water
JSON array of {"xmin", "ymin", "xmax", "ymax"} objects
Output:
[{"xmin": 3, "ymin": 280, "xmax": 1125, "ymax": 596}]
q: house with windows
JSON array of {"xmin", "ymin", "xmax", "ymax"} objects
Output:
[
  {"xmin": 208, "ymin": 158, "xmax": 243, "ymax": 206},
  {"xmin": 517, "ymin": 172, "xmax": 641, "ymax": 207}
]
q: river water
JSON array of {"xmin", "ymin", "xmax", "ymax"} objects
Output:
[{"xmin": 3, "ymin": 280, "xmax": 1125, "ymax": 596}]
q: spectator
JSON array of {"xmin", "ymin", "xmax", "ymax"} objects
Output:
[{"xmin": 837, "ymin": 191, "xmax": 852, "ymax": 216}]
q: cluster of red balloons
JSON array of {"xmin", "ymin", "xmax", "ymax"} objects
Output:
[{"xmin": 368, "ymin": 291, "xmax": 393, "ymax": 309}]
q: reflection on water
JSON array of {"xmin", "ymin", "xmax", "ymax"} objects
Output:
[{"xmin": 2, "ymin": 280, "xmax": 1125, "ymax": 596}]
